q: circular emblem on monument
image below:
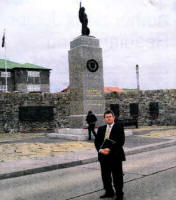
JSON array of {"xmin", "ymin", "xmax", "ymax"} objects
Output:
[{"xmin": 86, "ymin": 59, "xmax": 99, "ymax": 72}]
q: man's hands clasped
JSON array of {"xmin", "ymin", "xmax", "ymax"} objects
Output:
[{"xmin": 99, "ymin": 148, "xmax": 110, "ymax": 155}]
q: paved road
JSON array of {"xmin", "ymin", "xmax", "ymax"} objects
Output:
[{"xmin": 0, "ymin": 145, "xmax": 176, "ymax": 200}]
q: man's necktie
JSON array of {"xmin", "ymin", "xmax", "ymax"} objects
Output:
[{"xmin": 104, "ymin": 125, "xmax": 111, "ymax": 139}]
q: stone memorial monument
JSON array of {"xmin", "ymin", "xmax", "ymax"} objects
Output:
[
  {"xmin": 51, "ymin": 3, "xmax": 105, "ymax": 140},
  {"xmin": 69, "ymin": 35, "xmax": 105, "ymax": 128},
  {"xmin": 69, "ymin": 2, "xmax": 105, "ymax": 128}
]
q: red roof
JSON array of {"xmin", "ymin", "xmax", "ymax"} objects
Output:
[
  {"xmin": 60, "ymin": 86, "xmax": 124, "ymax": 93},
  {"xmin": 104, "ymin": 86, "xmax": 124, "ymax": 93}
]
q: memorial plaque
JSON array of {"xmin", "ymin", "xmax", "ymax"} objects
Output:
[
  {"xmin": 130, "ymin": 103, "xmax": 139, "ymax": 117},
  {"xmin": 19, "ymin": 106, "xmax": 54, "ymax": 121},
  {"xmin": 110, "ymin": 104, "xmax": 120, "ymax": 117},
  {"xmin": 149, "ymin": 102, "xmax": 159, "ymax": 114},
  {"xmin": 149, "ymin": 102, "xmax": 159, "ymax": 119}
]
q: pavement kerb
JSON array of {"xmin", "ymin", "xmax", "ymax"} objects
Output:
[
  {"xmin": 125, "ymin": 139, "xmax": 176, "ymax": 155},
  {"xmin": 0, "ymin": 139, "xmax": 176, "ymax": 180}
]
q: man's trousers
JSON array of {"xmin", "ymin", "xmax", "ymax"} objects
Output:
[{"xmin": 100, "ymin": 159, "xmax": 124, "ymax": 196}]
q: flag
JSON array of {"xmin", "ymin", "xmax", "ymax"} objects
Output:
[{"xmin": 2, "ymin": 32, "xmax": 5, "ymax": 48}]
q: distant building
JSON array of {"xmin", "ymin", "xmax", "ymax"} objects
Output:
[
  {"xmin": 0, "ymin": 59, "xmax": 51, "ymax": 93},
  {"xmin": 60, "ymin": 86, "xmax": 124, "ymax": 93},
  {"xmin": 104, "ymin": 86, "xmax": 124, "ymax": 93}
]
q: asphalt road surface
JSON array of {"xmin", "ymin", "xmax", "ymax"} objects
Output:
[{"xmin": 0, "ymin": 146, "xmax": 176, "ymax": 200}]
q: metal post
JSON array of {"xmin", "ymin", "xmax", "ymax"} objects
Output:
[
  {"xmin": 136, "ymin": 64, "xmax": 140, "ymax": 92},
  {"xmin": 4, "ymin": 44, "xmax": 8, "ymax": 92},
  {"xmin": 2, "ymin": 29, "xmax": 8, "ymax": 92}
]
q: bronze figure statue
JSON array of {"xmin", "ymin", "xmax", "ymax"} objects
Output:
[{"xmin": 79, "ymin": 2, "xmax": 90, "ymax": 36}]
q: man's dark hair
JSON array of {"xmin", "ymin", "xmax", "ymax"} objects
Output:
[{"xmin": 104, "ymin": 110, "xmax": 115, "ymax": 118}]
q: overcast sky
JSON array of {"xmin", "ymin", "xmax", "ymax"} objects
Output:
[{"xmin": 0, "ymin": 0, "xmax": 175, "ymax": 92}]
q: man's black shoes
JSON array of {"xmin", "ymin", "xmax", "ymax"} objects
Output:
[
  {"xmin": 114, "ymin": 197, "xmax": 123, "ymax": 200},
  {"xmin": 114, "ymin": 198, "xmax": 123, "ymax": 200},
  {"xmin": 114, "ymin": 194, "xmax": 124, "ymax": 200},
  {"xmin": 100, "ymin": 191, "xmax": 114, "ymax": 198}
]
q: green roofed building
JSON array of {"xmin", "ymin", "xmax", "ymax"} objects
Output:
[{"xmin": 0, "ymin": 59, "xmax": 51, "ymax": 92}]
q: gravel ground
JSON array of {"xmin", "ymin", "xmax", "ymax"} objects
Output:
[
  {"xmin": 1, "ymin": 126, "xmax": 176, "ymax": 162},
  {"xmin": 0, "ymin": 141, "xmax": 94, "ymax": 162},
  {"xmin": 0, "ymin": 133, "xmax": 46, "ymax": 142}
]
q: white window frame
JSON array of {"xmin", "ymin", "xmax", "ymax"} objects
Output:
[
  {"xmin": 27, "ymin": 84, "xmax": 41, "ymax": 92},
  {"xmin": 0, "ymin": 85, "xmax": 6, "ymax": 92},
  {"xmin": 1, "ymin": 72, "xmax": 11, "ymax": 77},
  {"xmin": 27, "ymin": 71, "xmax": 40, "ymax": 78}
]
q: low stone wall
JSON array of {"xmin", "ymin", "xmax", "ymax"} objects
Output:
[
  {"xmin": 0, "ymin": 92, "xmax": 70, "ymax": 133},
  {"xmin": 0, "ymin": 89, "xmax": 176, "ymax": 133},
  {"xmin": 105, "ymin": 89, "xmax": 176, "ymax": 126}
]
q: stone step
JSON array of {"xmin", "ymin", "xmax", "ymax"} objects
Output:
[
  {"xmin": 47, "ymin": 129, "xmax": 133, "ymax": 141},
  {"xmin": 56, "ymin": 128, "xmax": 95, "ymax": 135},
  {"xmin": 48, "ymin": 133, "xmax": 90, "ymax": 141}
]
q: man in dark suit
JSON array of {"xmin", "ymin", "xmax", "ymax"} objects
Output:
[{"xmin": 94, "ymin": 110, "xmax": 126, "ymax": 200}]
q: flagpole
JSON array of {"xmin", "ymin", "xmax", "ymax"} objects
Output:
[
  {"xmin": 2, "ymin": 29, "xmax": 7, "ymax": 92},
  {"xmin": 4, "ymin": 45, "xmax": 7, "ymax": 92}
]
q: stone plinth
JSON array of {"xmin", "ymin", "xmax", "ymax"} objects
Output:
[
  {"xmin": 48, "ymin": 129, "xmax": 133, "ymax": 141},
  {"xmin": 68, "ymin": 36, "xmax": 105, "ymax": 128}
]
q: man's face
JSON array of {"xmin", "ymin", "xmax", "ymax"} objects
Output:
[{"xmin": 104, "ymin": 113, "xmax": 115, "ymax": 125}]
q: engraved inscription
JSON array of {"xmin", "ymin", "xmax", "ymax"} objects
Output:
[{"xmin": 86, "ymin": 90, "xmax": 102, "ymax": 97}]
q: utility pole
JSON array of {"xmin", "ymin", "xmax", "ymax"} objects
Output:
[{"xmin": 136, "ymin": 64, "xmax": 140, "ymax": 92}]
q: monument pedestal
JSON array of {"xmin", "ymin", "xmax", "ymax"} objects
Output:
[
  {"xmin": 48, "ymin": 129, "xmax": 133, "ymax": 141},
  {"xmin": 49, "ymin": 128, "xmax": 96, "ymax": 141},
  {"xmin": 69, "ymin": 35, "xmax": 105, "ymax": 128}
]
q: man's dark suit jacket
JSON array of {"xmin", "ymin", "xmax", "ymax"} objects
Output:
[{"xmin": 94, "ymin": 123, "xmax": 126, "ymax": 162}]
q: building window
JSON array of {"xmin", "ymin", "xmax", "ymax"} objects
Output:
[
  {"xmin": 27, "ymin": 71, "xmax": 40, "ymax": 77},
  {"xmin": 27, "ymin": 84, "xmax": 40, "ymax": 92},
  {"xmin": 1, "ymin": 72, "xmax": 11, "ymax": 77},
  {"xmin": 0, "ymin": 85, "xmax": 6, "ymax": 92}
]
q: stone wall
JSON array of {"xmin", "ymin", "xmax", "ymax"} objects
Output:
[
  {"xmin": 0, "ymin": 92, "xmax": 70, "ymax": 133},
  {"xmin": 105, "ymin": 89, "xmax": 176, "ymax": 126},
  {"xmin": 0, "ymin": 89, "xmax": 176, "ymax": 133}
]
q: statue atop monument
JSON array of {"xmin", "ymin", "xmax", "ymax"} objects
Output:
[{"xmin": 79, "ymin": 2, "xmax": 90, "ymax": 36}]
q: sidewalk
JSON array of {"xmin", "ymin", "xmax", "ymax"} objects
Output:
[{"xmin": 0, "ymin": 126, "xmax": 176, "ymax": 180}]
